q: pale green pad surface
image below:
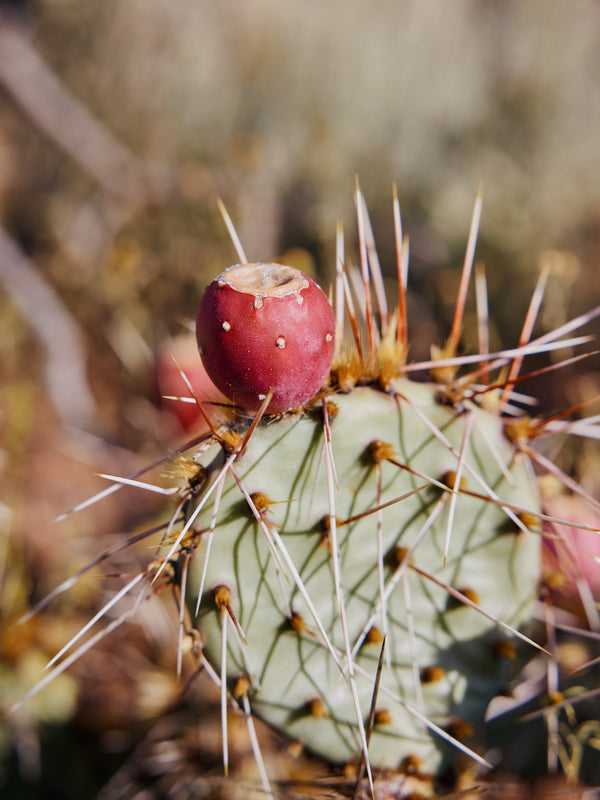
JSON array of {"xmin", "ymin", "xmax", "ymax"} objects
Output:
[{"xmin": 188, "ymin": 380, "xmax": 541, "ymax": 772}]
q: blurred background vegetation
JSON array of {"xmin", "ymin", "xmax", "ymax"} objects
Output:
[{"xmin": 1, "ymin": 1, "xmax": 600, "ymax": 797}]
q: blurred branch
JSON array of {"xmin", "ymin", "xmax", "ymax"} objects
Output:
[
  {"xmin": 0, "ymin": 13, "xmax": 170, "ymax": 203},
  {"xmin": 0, "ymin": 226, "xmax": 98, "ymax": 431}
]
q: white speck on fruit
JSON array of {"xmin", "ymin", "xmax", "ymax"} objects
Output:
[
  {"xmin": 295, "ymin": 293, "xmax": 304, "ymax": 305},
  {"xmin": 276, "ymin": 336, "xmax": 286, "ymax": 349},
  {"xmin": 325, "ymin": 333, "xmax": 333, "ymax": 342},
  {"xmin": 254, "ymin": 296, "xmax": 264, "ymax": 309},
  {"xmin": 258, "ymin": 393, "xmax": 266, "ymax": 400},
  {"xmin": 222, "ymin": 320, "xmax": 231, "ymax": 331}
]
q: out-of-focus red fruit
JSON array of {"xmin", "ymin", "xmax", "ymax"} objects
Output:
[
  {"xmin": 196, "ymin": 263, "xmax": 336, "ymax": 413},
  {"xmin": 542, "ymin": 493, "xmax": 600, "ymax": 600},
  {"xmin": 156, "ymin": 334, "xmax": 225, "ymax": 432}
]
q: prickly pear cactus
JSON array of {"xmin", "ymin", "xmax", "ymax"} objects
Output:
[
  {"xmin": 23, "ymin": 188, "xmax": 600, "ymax": 795},
  {"xmin": 188, "ymin": 379, "xmax": 541, "ymax": 774},
  {"xmin": 178, "ymin": 194, "xmax": 545, "ymax": 778}
]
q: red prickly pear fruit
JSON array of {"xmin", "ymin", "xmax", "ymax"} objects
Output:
[
  {"xmin": 542, "ymin": 493, "xmax": 600, "ymax": 602},
  {"xmin": 155, "ymin": 335, "xmax": 226, "ymax": 433},
  {"xmin": 195, "ymin": 262, "xmax": 336, "ymax": 413}
]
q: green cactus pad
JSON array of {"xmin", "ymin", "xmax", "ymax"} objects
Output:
[{"xmin": 187, "ymin": 379, "xmax": 541, "ymax": 773}]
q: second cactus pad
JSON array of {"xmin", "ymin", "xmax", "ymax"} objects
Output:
[{"xmin": 187, "ymin": 379, "xmax": 541, "ymax": 774}]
